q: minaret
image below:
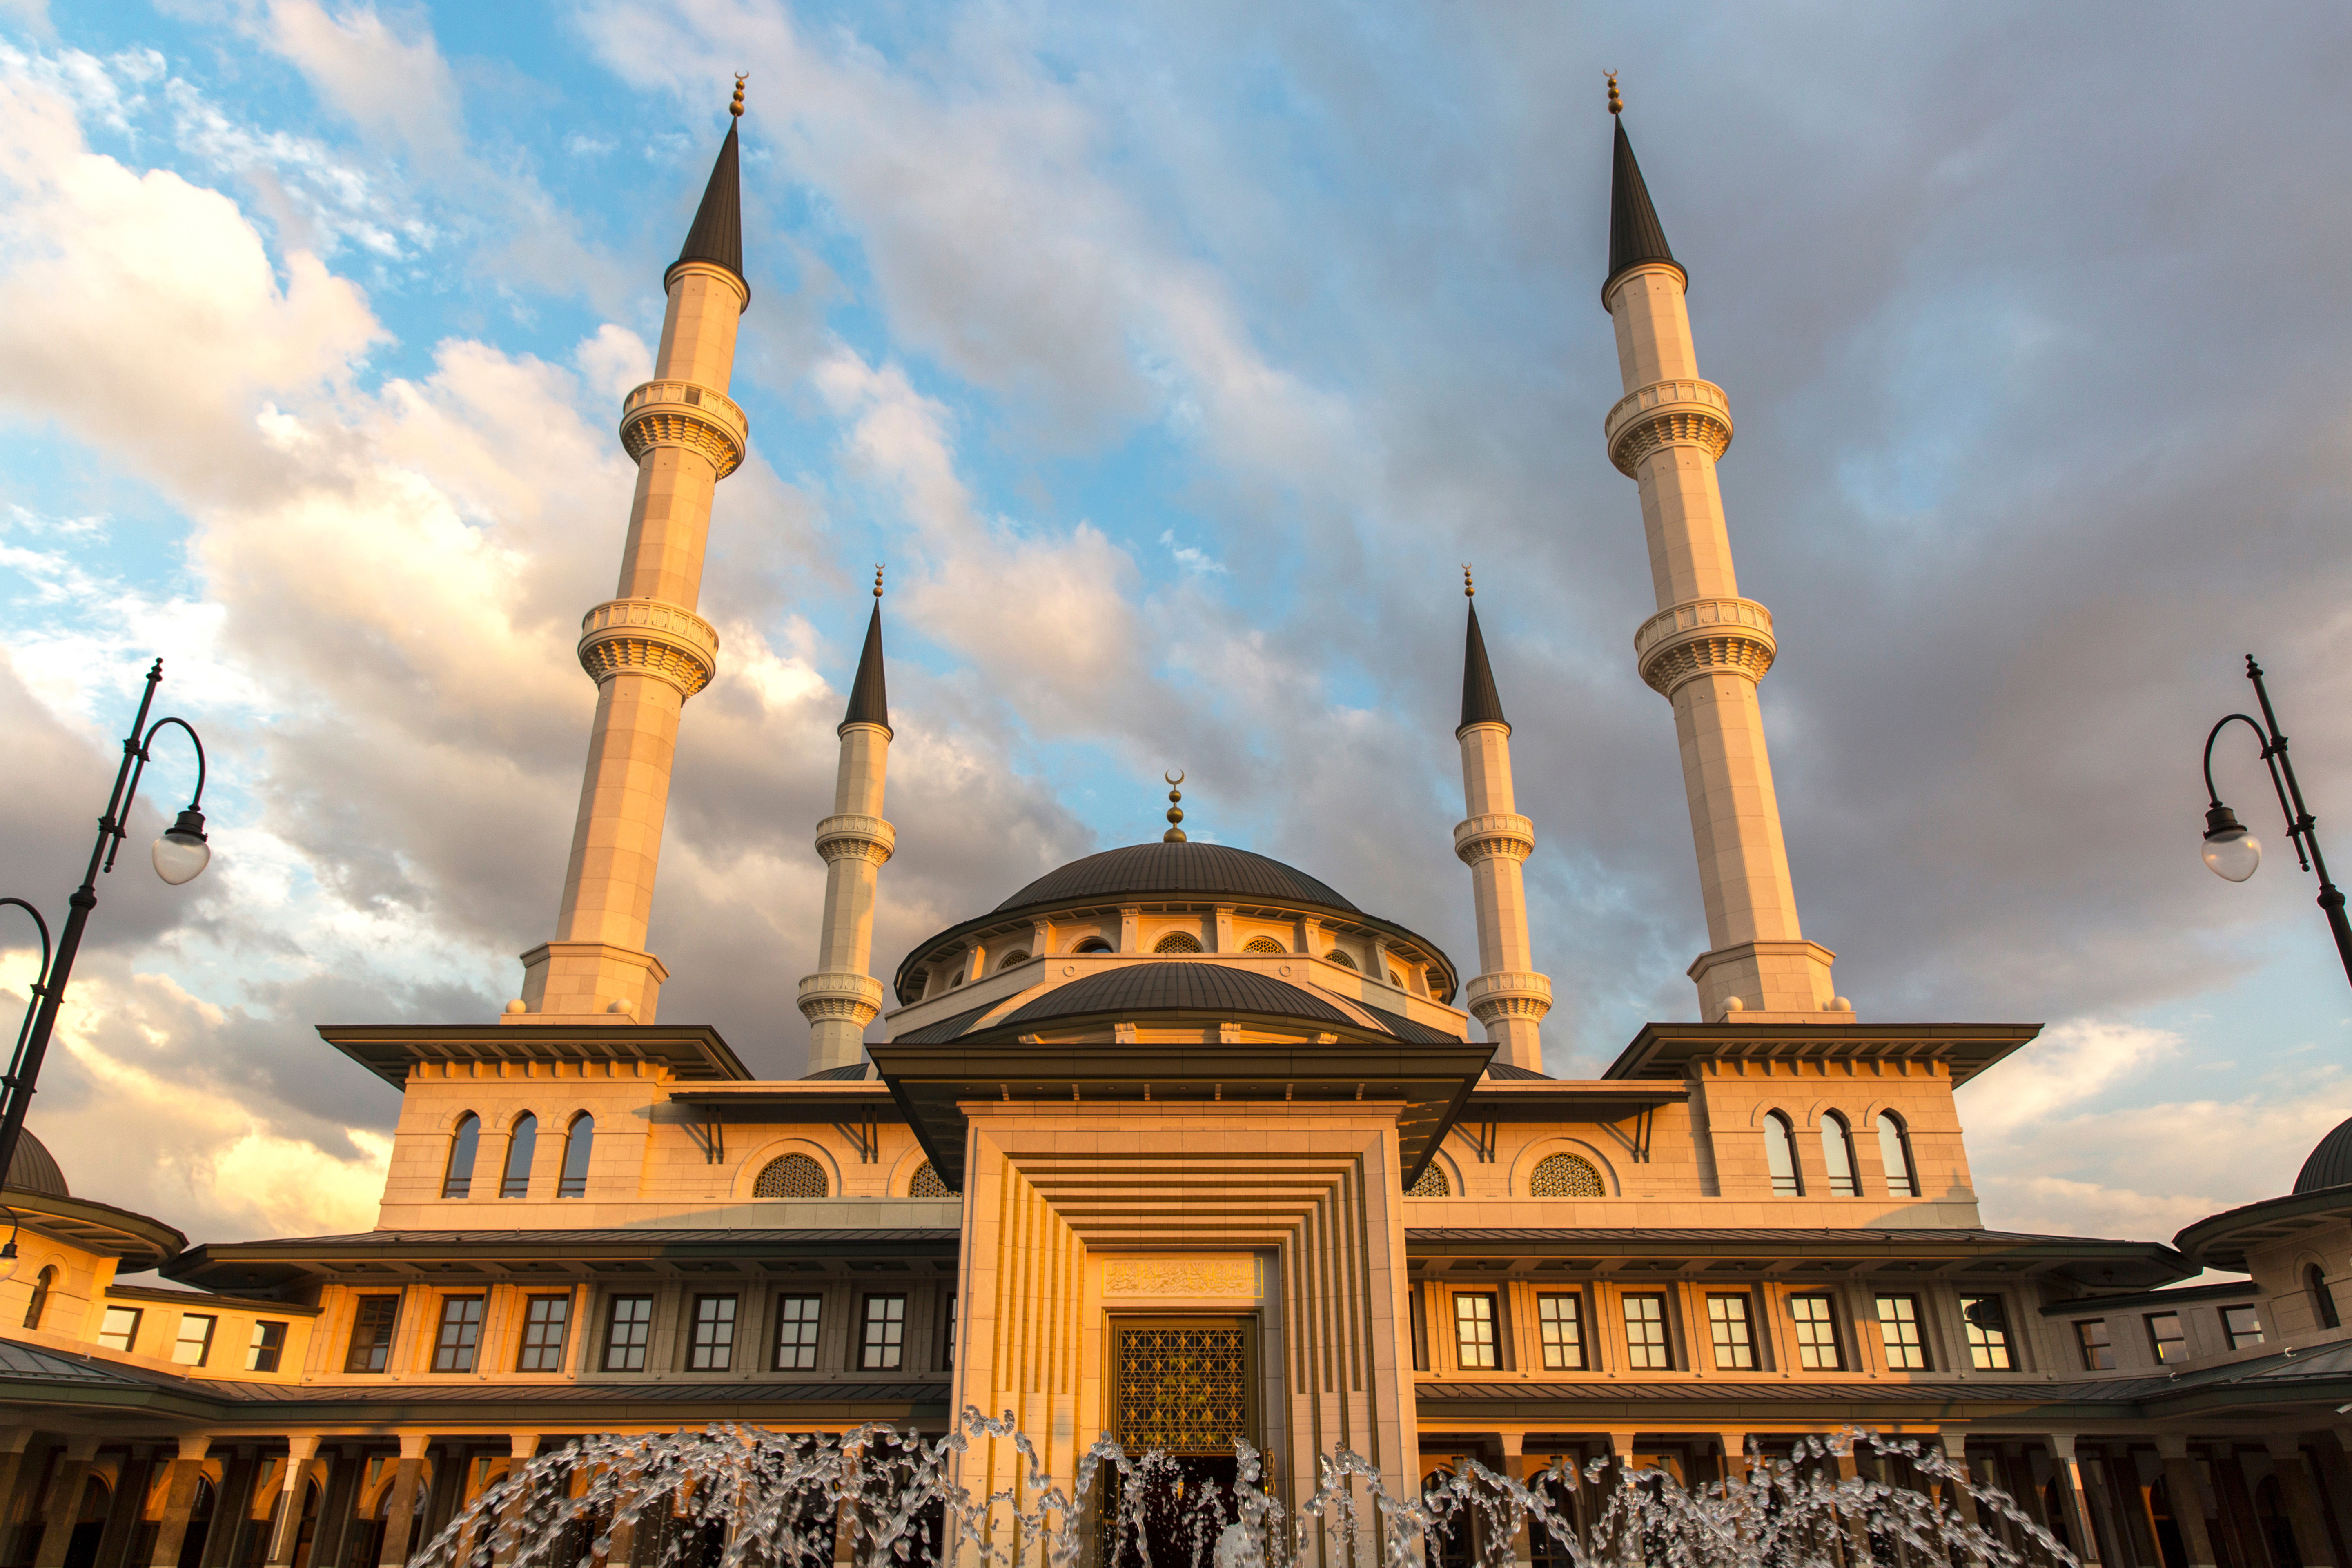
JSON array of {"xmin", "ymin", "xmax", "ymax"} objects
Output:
[
  {"xmin": 797, "ymin": 570, "xmax": 896, "ymax": 1076},
  {"xmin": 1599, "ymin": 76, "xmax": 1846, "ymax": 1023},
  {"xmin": 1453, "ymin": 570, "xmax": 1551, "ymax": 1072},
  {"xmin": 513, "ymin": 78, "xmax": 752, "ymax": 1024}
]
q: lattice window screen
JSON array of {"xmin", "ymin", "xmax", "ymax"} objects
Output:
[
  {"xmin": 1528, "ymin": 1153, "xmax": 1605, "ymax": 1198},
  {"xmin": 754, "ymin": 1154, "xmax": 829, "ymax": 1198}
]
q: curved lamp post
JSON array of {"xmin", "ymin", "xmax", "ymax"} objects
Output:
[
  {"xmin": 0, "ymin": 660, "xmax": 211, "ymax": 1250},
  {"xmin": 2201, "ymin": 654, "xmax": 2352, "ymax": 988}
]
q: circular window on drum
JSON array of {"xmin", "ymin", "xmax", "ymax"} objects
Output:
[
  {"xmin": 1528, "ymin": 1153, "xmax": 1605, "ymax": 1198},
  {"xmin": 908, "ymin": 1160, "xmax": 949, "ymax": 1198},
  {"xmin": 1406, "ymin": 1164, "xmax": 1450, "ymax": 1198},
  {"xmin": 754, "ymin": 1153, "xmax": 829, "ymax": 1198}
]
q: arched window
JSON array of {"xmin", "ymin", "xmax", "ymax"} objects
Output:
[
  {"xmin": 1528, "ymin": 1153, "xmax": 1606, "ymax": 1198},
  {"xmin": 908, "ymin": 1161, "xmax": 949, "ymax": 1198},
  {"xmin": 1821, "ymin": 1113, "xmax": 1859, "ymax": 1197},
  {"xmin": 1407, "ymin": 1165, "xmax": 1450, "ymax": 1198},
  {"xmin": 1072, "ymin": 938, "xmax": 1114, "ymax": 954},
  {"xmin": 1875, "ymin": 1112, "xmax": 1918, "ymax": 1198},
  {"xmin": 949, "ymin": 970, "xmax": 966, "ymax": 988},
  {"xmin": 442, "ymin": 1113, "xmax": 479, "ymax": 1199},
  {"xmin": 1325, "ymin": 949, "xmax": 1358, "ymax": 970},
  {"xmin": 754, "ymin": 1154, "xmax": 829, "ymax": 1198},
  {"xmin": 558, "ymin": 1114, "xmax": 594, "ymax": 1199},
  {"xmin": 996, "ymin": 950, "xmax": 1030, "ymax": 972},
  {"xmin": 2309, "ymin": 1263, "xmax": 2342, "ymax": 1330},
  {"xmin": 1387, "ymin": 969, "xmax": 1406, "ymax": 987},
  {"xmin": 22, "ymin": 1265, "xmax": 54, "ymax": 1330},
  {"xmin": 1153, "ymin": 932, "xmax": 1203, "ymax": 954},
  {"xmin": 1764, "ymin": 1112, "xmax": 1802, "ymax": 1196},
  {"xmin": 1242, "ymin": 937, "xmax": 1287, "ymax": 955},
  {"xmin": 500, "ymin": 1114, "xmax": 537, "ymax": 1199}
]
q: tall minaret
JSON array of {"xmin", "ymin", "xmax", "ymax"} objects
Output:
[
  {"xmin": 1600, "ymin": 77, "xmax": 1846, "ymax": 1023},
  {"xmin": 513, "ymin": 79, "xmax": 752, "ymax": 1025},
  {"xmin": 1454, "ymin": 571, "xmax": 1551, "ymax": 1073},
  {"xmin": 797, "ymin": 572, "xmax": 896, "ymax": 1076}
]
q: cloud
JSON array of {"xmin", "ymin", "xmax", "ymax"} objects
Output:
[{"xmin": 260, "ymin": 0, "xmax": 465, "ymax": 165}]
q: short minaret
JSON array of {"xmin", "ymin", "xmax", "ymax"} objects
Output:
[
  {"xmin": 1453, "ymin": 570, "xmax": 1551, "ymax": 1073},
  {"xmin": 1599, "ymin": 77, "xmax": 1846, "ymax": 1023},
  {"xmin": 514, "ymin": 78, "xmax": 753, "ymax": 1024},
  {"xmin": 797, "ymin": 570, "xmax": 897, "ymax": 1076}
]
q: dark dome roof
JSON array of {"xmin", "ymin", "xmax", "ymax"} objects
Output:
[
  {"xmin": 994, "ymin": 842, "xmax": 1356, "ymax": 915},
  {"xmin": 999, "ymin": 963, "xmax": 1355, "ymax": 1031},
  {"xmin": 5, "ymin": 1131, "xmax": 67, "ymax": 1198},
  {"xmin": 2295, "ymin": 1114, "xmax": 2352, "ymax": 1194}
]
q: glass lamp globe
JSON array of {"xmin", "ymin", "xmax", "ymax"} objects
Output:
[
  {"xmin": 2202, "ymin": 824, "xmax": 2261, "ymax": 883},
  {"xmin": 151, "ymin": 807, "xmax": 211, "ymax": 886}
]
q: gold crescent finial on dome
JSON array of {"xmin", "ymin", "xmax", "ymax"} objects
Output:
[
  {"xmin": 1165, "ymin": 769, "xmax": 1185, "ymax": 786},
  {"xmin": 1163, "ymin": 771, "xmax": 1186, "ymax": 842},
  {"xmin": 732, "ymin": 74, "xmax": 747, "ymax": 118},
  {"xmin": 873, "ymin": 564, "xmax": 884, "ymax": 598},
  {"xmin": 1463, "ymin": 563, "xmax": 1474, "ymax": 598},
  {"xmin": 1606, "ymin": 71, "xmax": 1621, "ymax": 116}
]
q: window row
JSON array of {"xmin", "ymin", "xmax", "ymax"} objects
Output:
[
  {"xmin": 96, "ymin": 1305, "xmax": 288, "ymax": 1371},
  {"xmin": 1760, "ymin": 1109, "xmax": 1919, "ymax": 1198},
  {"xmin": 913, "ymin": 934, "xmax": 1434, "ymax": 994},
  {"xmin": 1434, "ymin": 1287, "xmax": 2017, "ymax": 1374},
  {"xmin": 748, "ymin": 1155, "xmax": 948, "ymax": 1199},
  {"xmin": 441, "ymin": 1113, "xmax": 593, "ymax": 1200},
  {"xmin": 341, "ymin": 1289, "xmax": 954, "ymax": 1376},
  {"xmin": 1406, "ymin": 1153, "xmax": 1608, "ymax": 1200},
  {"xmin": 2073, "ymin": 1302, "xmax": 2264, "ymax": 1370}
]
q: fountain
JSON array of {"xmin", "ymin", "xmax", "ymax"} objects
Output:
[{"xmin": 411, "ymin": 1413, "xmax": 2082, "ymax": 1568}]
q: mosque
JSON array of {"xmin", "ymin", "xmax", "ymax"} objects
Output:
[{"xmin": 0, "ymin": 74, "xmax": 2347, "ymax": 1568}]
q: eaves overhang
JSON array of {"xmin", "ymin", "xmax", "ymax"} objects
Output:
[
  {"xmin": 7, "ymin": 1187, "xmax": 186, "ymax": 1271},
  {"xmin": 2173, "ymin": 1184, "xmax": 2352, "ymax": 1272},
  {"xmin": 1405, "ymin": 1227, "xmax": 2191, "ymax": 1290},
  {"xmin": 320, "ymin": 1025, "xmax": 755, "ymax": 1090},
  {"xmin": 1602, "ymin": 1022, "xmax": 2041, "ymax": 1089}
]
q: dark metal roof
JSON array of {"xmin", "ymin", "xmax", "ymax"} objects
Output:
[
  {"xmin": 1483, "ymin": 1062, "xmax": 1551, "ymax": 1081},
  {"xmin": 993, "ymin": 842, "xmax": 1357, "ymax": 915},
  {"xmin": 1602, "ymin": 1021, "xmax": 2039, "ymax": 1089},
  {"xmin": 670, "ymin": 119, "xmax": 744, "ymax": 293},
  {"xmin": 5, "ymin": 1130, "xmax": 65, "ymax": 1198},
  {"xmin": 891, "ymin": 1002, "xmax": 998, "ymax": 1046},
  {"xmin": 0, "ymin": 1339, "xmax": 154, "ymax": 1387},
  {"xmin": 999, "ymin": 964, "xmax": 1355, "ymax": 1031},
  {"xmin": 8, "ymin": 1192, "xmax": 185, "ymax": 1271},
  {"xmin": 1604, "ymin": 116, "xmax": 1681, "ymax": 303},
  {"xmin": 1459, "ymin": 602, "xmax": 1508, "ymax": 735},
  {"xmin": 840, "ymin": 602, "xmax": 889, "ymax": 736},
  {"xmin": 2174, "ymin": 1184, "xmax": 2352, "ymax": 1272},
  {"xmin": 320, "ymin": 1024, "xmax": 754, "ymax": 1089},
  {"xmin": 1358, "ymin": 1001, "xmax": 1468, "ymax": 1046},
  {"xmin": 2295, "ymin": 1113, "xmax": 2352, "ymax": 1193},
  {"xmin": 801, "ymin": 1062, "xmax": 875, "ymax": 1081}
]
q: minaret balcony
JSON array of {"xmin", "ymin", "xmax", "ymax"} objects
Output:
[
  {"xmin": 1635, "ymin": 596, "xmax": 1776, "ymax": 697},
  {"xmin": 1604, "ymin": 376, "xmax": 1732, "ymax": 476},
  {"xmin": 618, "ymin": 379, "xmax": 749, "ymax": 477},
  {"xmin": 814, "ymin": 813, "xmax": 897, "ymax": 866},
  {"xmin": 1464, "ymin": 969, "xmax": 1552, "ymax": 1025},
  {"xmin": 1452, "ymin": 813, "xmax": 1535, "ymax": 866},
  {"xmin": 577, "ymin": 597, "xmax": 720, "ymax": 697},
  {"xmin": 798, "ymin": 971, "xmax": 888, "ymax": 1026}
]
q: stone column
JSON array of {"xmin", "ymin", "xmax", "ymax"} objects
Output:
[
  {"xmin": 1494, "ymin": 1434, "xmax": 1531, "ymax": 1568},
  {"xmin": 1924, "ymin": 1432, "xmax": 1985, "ymax": 1568},
  {"xmin": 200, "ymin": 1448, "xmax": 257, "ymax": 1568},
  {"xmin": 34, "ymin": 1437, "xmax": 101, "ymax": 1568},
  {"xmin": 2264, "ymin": 1435, "xmax": 2339, "ymax": 1568},
  {"xmin": 1715, "ymin": 1433, "xmax": 1751, "ymax": 1488},
  {"xmin": 146, "ymin": 1439, "xmax": 213, "ymax": 1568},
  {"xmin": 0, "ymin": 1429, "xmax": 43, "ymax": 1567},
  {"xmin": 373, "ymin": 1439, "xmax": 428, "ymax": 1568},
  {"xmin": 2152, "ymin": 1437, "xmax": 2216, "ymax": 1568},
  {"xmin": 2045, "ymin": 1437, "xmax": 2104, "ymax": 1568},
  {"xmin": 93, "ymin": 1448, "xmax": 154, "ymax": 1568},
  {"xmin": 306, "ymin": 1448, "xmax": 361, "ymax": 1568},
  {"xmin": 263, "ymin": 1437, "xmax": 320, "ymax": 1568},
  {"xmin": 486, "ymin": 1435, "xmax": 540, "ymax": 1568}
]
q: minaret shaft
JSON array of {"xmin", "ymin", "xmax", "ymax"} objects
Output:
[
  {"xmin": 1453, "ymin": 600, "xmax": 1550, "ymax": 1073},
  {"xmin": 1607, "ymin": 255, "xmax": 1839, "ymax": 1022},
  {"xmin": 800, "ymin": 601, "xmax": 895, "ymax": 1074}
]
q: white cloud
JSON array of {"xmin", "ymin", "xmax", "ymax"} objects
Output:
[{"xmin": 260, "ymin": 0, "xmax": 464, "ymax": 164}]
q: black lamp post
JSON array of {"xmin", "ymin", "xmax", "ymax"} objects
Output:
[
  {"xmin": 0, "ymin": 660, "xmax": 212, "ymax": 1233},
  {"xmin": 2200, "ymin": 654, "xmax": 2352, "ymax": 989}
]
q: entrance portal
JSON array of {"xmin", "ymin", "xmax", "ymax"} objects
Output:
[{"xmin": 1107, "ymin": 1319, "xmax": 1254, "ymax": 1568}]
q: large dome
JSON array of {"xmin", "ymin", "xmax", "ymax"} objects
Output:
[
  {"xmin": 2295, "ymin": 1114, "xmax": 2352, "ymax": 1194},
  {"xmin": 993, "ymin": 842, "xmax": 1356, "ymax": 915}
]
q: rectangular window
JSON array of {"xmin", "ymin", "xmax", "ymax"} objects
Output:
[
  {"xmin": 1453, "ymin": 1293, "xmax": 1499, "ymax": 1371},
  {"xmin": 689, "ymin": 1295, "xmax": 738, "ymax": 1371},
  {"xmin": 1960, "ymin": 1295, "xmax": 2013, "ymax": 1370},
  {"xmin": 98, "ymin": 1306, "xmax": 142, "ymax": 1353},
  {"xmin": 1536, "ymin": 1294, "xmax": 1585, "ymax": 1371},
  {"xmin": 2221, "ymin": 1305, "xmax": 2264, "ymax": 1350},
  {"xmin": 2074, "ymin": 1319, "xmax": 2114, "ymax": 1371},
  {"xmin": 1789, "ymin": 1296, "xmax": 1842, "ymax": 1370},
  {"xmin": 343, "ymin": 1296, "xmax": 399, "ymax": 1373},
  {"xmin": 171, "ymin": 1314, "xmax": 216, "ymax": 1367},
  {"xmin": 774, "ymin": 1294, "xmax": 822, "ymax": 1371},
  {"xmin": 517, "ymin": 1295, "xmax": 571, "ymax": 1372},
  {"xmin": 1875, "ymin": 1296, "xmax": 1929, "ymax": 1371},
  {"xmin": 1622, "ymin": 1293, "xmax": 1671, "ymax": 1370},
  {"xmin": 860, "ymin": 1295, "xmax": 907, "ymax": 1371},
  {"xmin": 602, "ymin": 1295, "xmax": 654, "ymax": 1372},
  {"xmin": 2145, "ymin": 1313, "xmax": 2187, "ymax": 1365},
  {"xmin": 246, "ymin": 1321, "xmax": 286, "ymax": 1374},
  {"xmin": 1706, "ymin": 1294, "xmax": 1755, "ymax": 1370},
  {"xmin": 432, "ymin": 1296, "xmax": 485, "ymax": 1373}
]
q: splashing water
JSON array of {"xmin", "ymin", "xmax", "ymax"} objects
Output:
[{"xmin": 411, "ymin": 1411, "xmax": 2079, "ymax": 1568}]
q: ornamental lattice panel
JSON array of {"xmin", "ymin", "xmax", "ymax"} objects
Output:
[
  {"xmin": 1528, "ymin": 1153, "xmax": 1604, "ymax": 1197},
  {"xmin": 1114, "ymin": 1323, "xmax": 1250, "ymax": 1454}
]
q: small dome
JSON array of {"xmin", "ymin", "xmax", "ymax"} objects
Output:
[
  {"xmin": 5, "ymin": 1131, "xmax": 68, "ymax": 1198},
  {"xmin": 993, "ymin": 842, "xmax": 1356, "ymax": 915},
  {"xmin": 2295, "ymin": 1114, "xmax": 2352, "ymax": 1194}
]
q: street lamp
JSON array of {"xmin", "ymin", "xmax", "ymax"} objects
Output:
[
  {"xmin": 2200, "ymin": 654, "xmax": 2352, "ymax": 988},
  {"xmin": 0, "ymin": 659, "xmax": 212, "ymax": 1232}
]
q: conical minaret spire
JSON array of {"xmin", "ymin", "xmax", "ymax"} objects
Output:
[
  {"xmin": 512, "ymin": 82, "xmax": 754, "ymax": 1024},
  {"xmin": 1452, "ymin": 569, "xmax": 1551, "ymax": 1073},
  {"xmin": 799, "ymin": 569, "xmax": 898, "ymax": 1076},
  {"xmin": 1599, "ymin": 80, "xmax": 1847, "ymax": 1023}
]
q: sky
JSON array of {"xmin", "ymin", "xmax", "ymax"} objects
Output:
[{"xmin": 0, "ymin": 0, "xmax": 2349, "ymax": 1252}]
